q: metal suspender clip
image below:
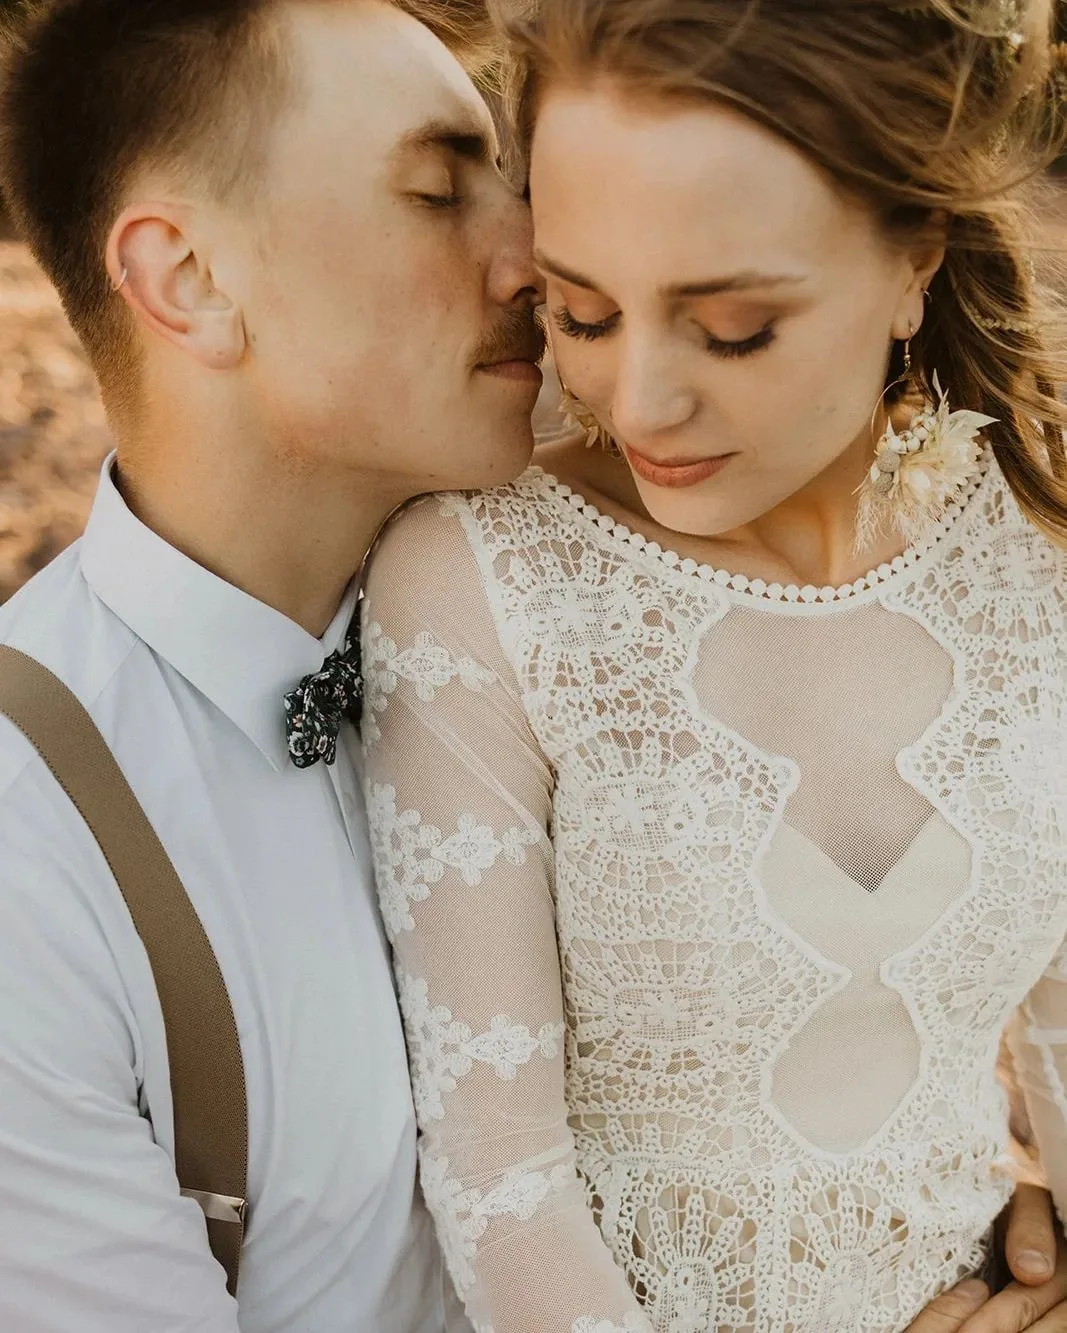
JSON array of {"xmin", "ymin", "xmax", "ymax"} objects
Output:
[{"xmin": 181, "ymin": 1189, "xmax": 248, "ymax": 1227}]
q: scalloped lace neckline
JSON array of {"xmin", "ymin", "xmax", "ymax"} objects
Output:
[{"xmin": 526, "ymin": 456, "xmax": 991, "ymax": 612}]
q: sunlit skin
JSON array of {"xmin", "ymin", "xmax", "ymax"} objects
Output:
[
  {"xmin": 242, "ymin": 2, "xmax": 545, "ymax": 489},
  {"xmin": 105, "ymin": 0, "xmax": 543, "ymax": 634},
  {"xmin": 529, "ymin": 80, "xmax": 942, "ymax": 590}
]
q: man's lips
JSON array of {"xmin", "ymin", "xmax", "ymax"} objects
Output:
[
  {"xmin": 476, "ymin": 357, "xmax": 544, "ymax": 385},
  {"xmin": 624, "ymin": 444, "xmax": 737, "ymax": 489},
  {"xmin": 473, "ymin": 309, "xmax": 548, "ymax": 385}
]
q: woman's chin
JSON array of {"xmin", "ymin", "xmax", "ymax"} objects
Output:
[{"xmin": 632, "ymin": 475, "xmax": 748, "ymax": 541}]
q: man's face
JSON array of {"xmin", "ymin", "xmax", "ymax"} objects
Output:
[{"xmin": 237, "ymin": 0, "xmax": 545, "ymax": 492}]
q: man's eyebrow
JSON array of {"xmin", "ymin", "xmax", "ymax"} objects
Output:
[
  {"xmin": 393, "ymin": 116, "xmax": 496, "ymax": 164},
  {"xmin": 534, "ymin": 252, "xmax": 805, "ymax": 297}
]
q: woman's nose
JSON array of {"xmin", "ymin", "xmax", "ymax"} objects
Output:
[{"xmin": 610, "ymin": 343, "xmax": 698, "ymax": 443}]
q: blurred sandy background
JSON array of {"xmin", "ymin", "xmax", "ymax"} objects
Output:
[{"xmin": 0, "ymin": 241, "xmax": 112, "ymax": 603}]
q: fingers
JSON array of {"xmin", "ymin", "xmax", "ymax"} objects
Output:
[
  {"xmin": 903, "ymin": 1281, "xmax": 990, "ymax": 1333},
  {"xmin": 961, "ymin": 1232, "xmax": 1067, "ymax": 1333},
  {"xmin": 1019, "ymin": 1302, "xmax": 1067, "ymax": 1333},
  {"xmin": 1004, "ymin": 1186, "xmax": 1059, "ymax": 1286},
  {"xmin": 960, "ymin": 1286, "xmax": 1067, "ymax": 1333}
]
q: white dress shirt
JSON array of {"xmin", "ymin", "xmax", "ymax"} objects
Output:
[{"xmin": 0, "ymin": 457, "xmax": 446, "ymax": 1333}]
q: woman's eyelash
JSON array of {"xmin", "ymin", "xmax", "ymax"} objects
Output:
[
  {"xmin": 705, "ymin": 326, "xmax": 777, "ymax": 359},
  {"xmin": 553, "ymin": 307, "xmax": 620, "ymax": 341},
  {"xmin": 554, "ymin": 306, "xmax": 777, "ymax": 358}
]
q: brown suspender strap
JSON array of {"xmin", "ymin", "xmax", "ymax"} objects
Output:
[{"xmin": 0, "ymin": 645, "xmax": 248, "ymax": 1297}]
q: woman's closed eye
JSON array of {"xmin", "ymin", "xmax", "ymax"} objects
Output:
[
  {"xmin": 553, "ymin": 303, "xmax": 778, "ymax": 359},
  {"xmin": 552, "ymin": 306, "xmax": 620, "ymax": 341},
  {"xmin": 414, "ymin": 190, "xmax": 463, "ymax": 209},
  {"xmin": 704, "ymin": 325, "xmax": 777, "ymax": 359}
]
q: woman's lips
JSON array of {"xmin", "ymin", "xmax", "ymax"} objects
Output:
[{"xmin": 624, "ymin": 444, "xmax": 736, "ymax": 489}]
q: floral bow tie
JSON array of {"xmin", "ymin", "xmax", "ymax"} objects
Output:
[{"xmin": 284, "ymin": 614, "xmax": 362, "ymax": 770}]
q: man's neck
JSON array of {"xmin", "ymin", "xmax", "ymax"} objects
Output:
[{"xmin": 114, "ymin": 429, "xmax": 403, "ymax": 639}]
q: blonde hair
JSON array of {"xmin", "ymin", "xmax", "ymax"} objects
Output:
[{"xmin": 396, "ymin": 0, "xmax": 501, "ymax": 76}]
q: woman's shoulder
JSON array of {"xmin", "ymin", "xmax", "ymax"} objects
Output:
[
  {"xmin": 951, "ymin": 464, "xmax": 1067, "ymax": 642},
  {"xmin": 364, "ymin": 469, "xmax": 573, "ymax": 605},
  {"xmin": 373, "ymin": 469, "xmax": 570, "ymax": 562},
  {"xmin": 980, "ymin": 464, "xmax": 1067, "ymax": 585}
]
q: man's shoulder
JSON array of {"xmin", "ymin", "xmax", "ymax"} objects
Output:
[
  {"xmin": 0, "ymin": 546, "xmax": 153, "ymax": 988},
  {"xmin": 0, "ymin": 540, "xmax": 138, "ymax": 801}
]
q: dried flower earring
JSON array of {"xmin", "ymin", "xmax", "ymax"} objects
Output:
[
  {"xmin": 854, "ymin": 321, "xmax": 995, "ymax": 553},
  {"xmin": 558, "ymin": 382, "xmax": 622, "ymax": 457}
]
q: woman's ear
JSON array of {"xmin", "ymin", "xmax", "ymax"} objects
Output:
[
  {"xmin": 892, "ymin": 215, "xmax": 947, "ymax": 341},
  {"xmin": 106, "ymin": 202, "xmax": 247, "ymax": 370}
]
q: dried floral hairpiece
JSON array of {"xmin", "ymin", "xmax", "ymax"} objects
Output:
[{"xmin": 889, "ymin": 0, "xmax": 1024, "ymax": 37}]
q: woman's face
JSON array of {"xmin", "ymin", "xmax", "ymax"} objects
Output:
[{"xmin": 529, "ymin": 81, "xmax": 933, "ymax": 537}]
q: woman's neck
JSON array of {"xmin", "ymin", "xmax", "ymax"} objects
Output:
[{"xmin": 534, "ymin": 429, "xmax": 910, "ymax": 591}]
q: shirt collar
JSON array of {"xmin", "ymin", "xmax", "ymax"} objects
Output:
[{"xmin": 79, "ymin": 454, "xmax": 360, "ymax": 771}]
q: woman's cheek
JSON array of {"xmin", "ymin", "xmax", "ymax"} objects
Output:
[{"xmin": 552, "ymin": 340, "xmax": 612, "ymax": 412}]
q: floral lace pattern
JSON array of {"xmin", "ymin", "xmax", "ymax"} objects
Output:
[
  {"xmin": 420, "ymin": 1150, "xmax": 576, "ymax": 1297},
  {"xmin": 364, "ymin": 464, "xmax": 1067, "ymax": 1332},
  {"xmin": 572, "ymin": 1318, "xmax": 654, "ymax": 1333},
  {"xmin": 362, "ymin": 620, "xmax": 495, "ymax": 746},
  {"xmin": 398, "ymin": 969, "xmax": 563, "ymax": 1121},
  {"xmin": 366, "ymin": 782, "xmax": 538, "ymax": 937}
]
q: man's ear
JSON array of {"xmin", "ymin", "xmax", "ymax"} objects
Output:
[{"xmin": 106, "ymin": 202, "xmax": 247, "ymax": 370}]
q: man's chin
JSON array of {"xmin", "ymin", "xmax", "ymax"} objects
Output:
[{"xmin": 454, "ymin": 425, "xmax": 536, "ymax": 492}]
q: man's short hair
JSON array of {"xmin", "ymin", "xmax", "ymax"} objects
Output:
[{"xmin": 0, "ymin": 0, "xmax": 499, "ymax": 408}]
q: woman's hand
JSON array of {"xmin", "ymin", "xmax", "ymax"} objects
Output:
[{"xmin": 906, "ymin": 1186, "xmax": 1067, "ymax": 1333}]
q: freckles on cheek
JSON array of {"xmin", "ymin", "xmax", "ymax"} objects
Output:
[
  {"xmin": 373, "ymin": 260, "xmax": 465, "ymax": 355},
  {"xmin": 792, "ymin": 365, "xmax": 877, "ymax": 461},
  {"xmin": 553, "ymin": 341, "xmax": 609, "ymax": 402}
]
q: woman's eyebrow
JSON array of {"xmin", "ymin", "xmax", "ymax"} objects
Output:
[{"xmin": 533, "ymin": 251, "xmax": 805, "ymax": 298}]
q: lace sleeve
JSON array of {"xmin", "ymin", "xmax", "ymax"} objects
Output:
[
  {"xmin": 1006, "ymin": 936, "xmax": 1067, "ymax": 1228},
  {"xmin": 361, "ymin": 498, "xmax": 650, "ymax": 1333}
]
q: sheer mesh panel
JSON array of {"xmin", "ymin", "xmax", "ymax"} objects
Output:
[
  {"xmin": 692, "ymin": 603, "xmax": 963, "ymax": 1151},
  {"xmin": 696, "ymin": 603, "xmax": 953, "ymax": 892}
]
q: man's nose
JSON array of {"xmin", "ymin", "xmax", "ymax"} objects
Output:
[{"xmin": 489, "ymin": 194, "xmax": 545, "ymax": 309}]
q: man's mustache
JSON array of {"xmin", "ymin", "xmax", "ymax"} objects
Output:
[{"xmin": 473, "ymin": 306, "xmax": 548, "ymax": 368}]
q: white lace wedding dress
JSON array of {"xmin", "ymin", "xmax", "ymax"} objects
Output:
[{"xmin": 360, "ymin": 457, "xmax": 1067, "ymax": 1333}]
